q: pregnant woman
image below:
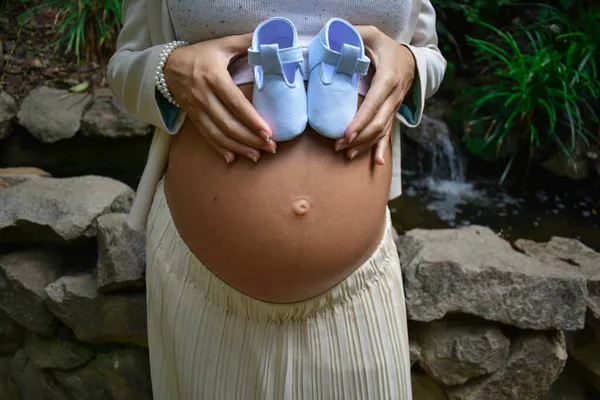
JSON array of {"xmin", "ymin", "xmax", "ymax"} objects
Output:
[{"xmin": 108, "ymin": 1, "xmax": 445, "ymax": 399}]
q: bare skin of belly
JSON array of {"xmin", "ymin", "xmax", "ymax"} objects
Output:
[{"xmin": 164, "ymin": 83, "xmax": 393, "ymax": 303}]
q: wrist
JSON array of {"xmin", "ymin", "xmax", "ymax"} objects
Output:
[
  {"xmin": 163, "ymin": 46, "xmax": 187, "ymax": 84},
  {"xmin": 398, "ymin": 44, "xmax": 416, "ymax": 86},
  {"xmin": 156, "ymin": 41, "xmax": 189, "ymax": 107}
]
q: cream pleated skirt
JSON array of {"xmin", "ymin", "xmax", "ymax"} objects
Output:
[{"xmin": 146, "ymin": 179, "xmax": 412, "ymax": 400}]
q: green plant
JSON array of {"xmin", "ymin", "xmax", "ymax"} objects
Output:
[
  {"xmin": 460, "ymin": 16, "xmax": 599, "ymax": 183},
  {"xmin": 18, "ymin": 0, "xmax": 123, "ymax": 64},
  {"xmin": 433, "ymin": 0, "xmax": 520, "ymax": 23},
  {"xmin": 431, "ymin": 0, "xmax": 523, "ymax": 77}
]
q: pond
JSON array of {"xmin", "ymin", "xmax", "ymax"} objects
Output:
[{"xmin": 390, "ymin": 134, "xmax": 600, "ymax": 251}]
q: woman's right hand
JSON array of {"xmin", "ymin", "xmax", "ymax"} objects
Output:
[{"xmin": 163, "ymin": 33, "xmax": 276, "ymax": 163}]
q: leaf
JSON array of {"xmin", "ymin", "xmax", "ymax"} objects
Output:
[{"xmin": 68, "ymin": 80, "xmax": 89, "ymax": 93}]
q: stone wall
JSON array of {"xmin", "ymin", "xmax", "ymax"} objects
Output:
[
  {"xmin": 0, "ymin": 87, "xmax": 152, "ymax": 188},
  {"xmin": 1, "ymin": 87, "xmax": 600, "ymax": 399}
]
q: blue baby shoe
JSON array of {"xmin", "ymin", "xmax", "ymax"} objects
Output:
[
  {"xmin": 248, "ymin": 17, "xmax": 307, "ymax": 142},
  {"xmin": 307, "ymin": 18, "xmax": 371, "ymax": 139}
]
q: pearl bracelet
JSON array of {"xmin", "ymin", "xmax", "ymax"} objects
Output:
[{"xmin": 154, "ymin": 40, "xmax": 189, "ymax": 108}]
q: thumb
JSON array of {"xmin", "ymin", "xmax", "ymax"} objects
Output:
[{"xmin": 223, "ymin": 32, "xmax": 254, "ymax": 54}]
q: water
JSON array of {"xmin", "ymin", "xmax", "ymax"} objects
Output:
[{"xmin": 389, "ymin": 132, "xmax": 600, "ymax": 251}]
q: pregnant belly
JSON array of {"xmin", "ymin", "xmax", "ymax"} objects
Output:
[{"xmin": 163, "ymin": 84, "xmax": 393, "ymax": 303}]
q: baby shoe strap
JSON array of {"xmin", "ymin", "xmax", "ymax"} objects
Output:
[
  {"xmin": 335, "ymin": 44, "xmax": 361, "ymax": 75},
  {"xmin": 309, "ymin": 38, "xmax": 370, "ymax": 76},
  {"xmin": 248, "ymin": 44, "xmax": 304, "ymax": 75}
]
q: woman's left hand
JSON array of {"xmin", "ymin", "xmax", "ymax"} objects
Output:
[{"xmin": 335, "ymin": 26, "xmax": 416, "ymax": 165}]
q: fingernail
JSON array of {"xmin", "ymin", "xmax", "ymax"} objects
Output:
[
  {"xmin": 224, "ymin": 153, "xmax": 234, "ymax": 164},
  {"xmin": 259, "ymin": 130, "xmax": 271, "ymax": 142},
  {"xmin": 264, "ymin": 145, "xmax": 276, "ymax": 154},
  {"xmin": 334, "ymin": 140, "xmax": 348, "ymax": 151},
  {"xmin": 349, "ymin": 149, "xmax": 358, "ymax": 160},
  {"xmin": 348, "ymin": 132, "xmax": 358, "ymax": 143},
  {"xmin": 247, "ymin": 152, "xmax": 259, "ymax": 162},
  {"xmin": 265, "ymin": 140, "xmax": 277, "ymax": 153}
]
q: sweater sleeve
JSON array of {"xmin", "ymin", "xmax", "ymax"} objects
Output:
[
  {"xmin": 107, "ymin": 0, "xmax": 186, "ymax": 134},
  {"xmin": 396, "ymin": 0, "xmax": 447, "ymax": 127}
]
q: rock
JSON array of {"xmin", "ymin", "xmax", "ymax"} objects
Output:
[
  {"xmin": 0, "ymin": 167, "xmax": 51, "ymax": 189},
  {"xmin": 590, "ymin": 148, "xmax": 600, "ymax": 177},
  {"xmin": 10, "ymin": 349, "xmax": 70, "ymax": 400},
  {"xmin": 570, "ymin": 339, "xmax": 600, "ymax": 392},
  {"xmin": 0, "ymin": 356, "xmax": 19, "ymax": 400},
  {"xmin": 446, "ymin": 331, "xmax": 567, "ymax": 400},
  {"xmin": 540, "ymin": 140, "xmax": 590, "ymax": 180},
  {"xmin": 0, "ymin": 250, "xmax": 64, "ymax": 336},
  {"xmin": 0, "ymin": 166, "xmax": 50, "ymax": 177},
  {"xmin": 45, "ymin": 273, "xmax": 147, "ymax": 346},
  {"xmin": 424, "ymin": 98, "xmax": 450, "ymax": 121},
  {"xmin": 542, "ymin": 362, "xmax": 592, "ymax": 400},
  {"xmin": 0, "ymin": 175, "xmax": 134, "ymax": 244},
  {"xmin": 0, "ymin": 309, "xmax": 23, "ymax": 354},
  {"xmin": 16, "ymin": 86, "xmax": 92, "ymax": 143},
  {"xmin": 516, "ymin": 237, "xmax": 600, "ymax": 338},
  {"xmin": 0, "ymin": 130, "xmax": 152, "ymax": 189},
  {"xmin": 587, "ymin": 313, "xmax": 600, "ymax": 340},
  {"xmin": 24, "ymin": 328, "xmax": 95, "ymax": 370},
  {"xmin": 403, "ymin": 114, "xmax": 451, "ymax": 151},
  {"xmin": 395, "ymin": 235, "xmax": 424, "ymax": 267},
  {"xmin": 587, "ymin": 275, "xmax": 600, "ymax": 339},
  {"xmin": 81, "ymin": 88, "xmax": 150, "ymax": 138},
  {"xmin": 416, "ymin": 318, "xmax": 510, "ymax": 385},
  {"xmin": 0, "ymin": 91, "xmax": 16, "ymax": 140},
  {"xmin": 399, "ymin": 226, "xmax": 588, "ymax": 330},
  {"xmin": 514, "ymin": 236, "xmax": 600, "ymax": 279},
  {"xmin": 409, "ymin": 326, "xmax": 421, "ymax": 367},
  {"xmin": 97, "ymin": 213, "xmax": 146, "ymax": 292},
  {"xmin": 53, "ymin": 347, "xmax": 152, "ymax": 400},
  {"xmin": 411, "ymin": 370, "xmax": 448, "ymax": 400}
]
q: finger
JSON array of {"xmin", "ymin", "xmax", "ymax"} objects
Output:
[
  {"xmin": 204, "ymin": 132, "xmax": 237, "ymax": 164},
  {"xmin": 197, "ymin": 112, "xmax": 262, "ymax": 162},
  {"xmin": 210, "ymin": 71, "xmax": 273, "ymax": 139},
  {"xmin": 221, "ymin": 32, "xmax": 253, "ymax": 55},
  {"xmin": 344, "ymin": 72, "xmax": 396, "ymax": 142},
  {"xmin": 347, "ymin": 116, "xmax": 394, "ymax": 161},
  {"xmin": 201, "ymin": 89, "xmax": 276, "ymax": 153},
  {"xmin": 336, "ymin": 95, "xmax": 396, "ymax": 151},
  {"xmin": 188, "ymin": 113, "xmax": 236, "ymax": 164},
  {"xmin": 374, "ymin": 134, "xmax": 389, "ymax": 166},
  {"xmin": 348, "ymin": 95, "xmax": 399, "ymax": 147},
  {"xmin": 345, "ymin": 131, "xmax": 385, "ymax": 160}
]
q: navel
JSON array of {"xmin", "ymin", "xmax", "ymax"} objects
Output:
[{"xmin": 292, "ymin": 198, "xmax": 311, "ymax": 216}]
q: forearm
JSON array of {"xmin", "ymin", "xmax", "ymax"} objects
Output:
[
  {"xmin": 396, "ymin": 0, "xmax": 447, "ymax": 127},
  {"xmin": 107, "ymin": 0, "xmax": 187, "ymax": 133}
]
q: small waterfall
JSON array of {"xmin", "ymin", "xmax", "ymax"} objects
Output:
[
  {"xmin": 412, "ymin": 128, "xmax": 466, "ymax": 182},
  {"xmin": 430, "ymin": 131, "xmax": 466, "ymax": 181},
  {"xmin": 402, "ymin": 117, "xmax": 490, "ymax": 225},
  {"xmin": 403, "ymin": 126, "xmax": 521, "ymax": 225}
]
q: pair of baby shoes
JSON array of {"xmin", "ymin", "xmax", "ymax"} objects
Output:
[{"xmin": 248, "ymin": 17, "xmax": 370, "ymax": 142}]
